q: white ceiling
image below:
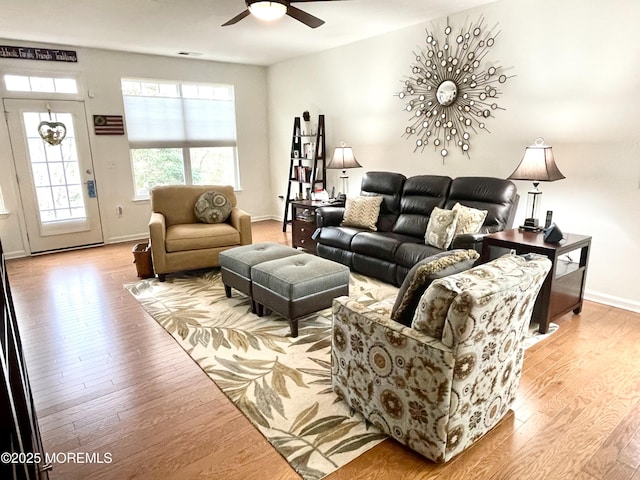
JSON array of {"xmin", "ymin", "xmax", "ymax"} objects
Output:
[{"xmin": 0, "ymin": 0, "xmax": 497, "ymax": 66}]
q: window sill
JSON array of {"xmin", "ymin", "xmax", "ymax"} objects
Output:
[
  {"xmin": 133, "ymin": 187, "xmax": 242, "ymax": 203},
  {"xmin": 0, "ymin": 211, "xmax": 10, "ymax": 219}
]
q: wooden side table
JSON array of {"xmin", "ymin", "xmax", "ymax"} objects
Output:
[
  {"xmin": 290, "ymin": 200, "xmax": 326, "ymax": 252},
  {"xmin": 480, "ymin": 229, "xmax": 591, "ymax": 333}
]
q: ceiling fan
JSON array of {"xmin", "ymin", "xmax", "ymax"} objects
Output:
[{"xmin": 222, "ymin": 0, "xmax": 344, "ymax": 29}]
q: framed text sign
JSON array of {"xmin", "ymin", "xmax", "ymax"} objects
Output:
[{"xmin": 0, "ymin": 46, "xmax": 78, "ymax": 63}]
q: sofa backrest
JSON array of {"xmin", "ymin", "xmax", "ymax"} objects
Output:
[
  {"xmin": 360, "ymin": 171, "xmax": 406, "ymax": 232},
  {"xmin": 444, "ymin": 177, "xmax": 517, "ymax": 233},
  {"xmin": 392, "ymin": 175, "xmax": 452, "ymax": 237},
  {"xmin": 150, "ymin": 184, "xmax": 237, "ymax": 227}
]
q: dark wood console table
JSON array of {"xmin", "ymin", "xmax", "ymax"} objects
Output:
[{"xmin": 480, "ymin": 229, "xmax": 591, "ymax": 333}]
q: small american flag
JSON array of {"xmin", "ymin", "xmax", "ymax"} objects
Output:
[{"xmin": 93, "ymin": 115, "xmax": 125, "ymax": 135}]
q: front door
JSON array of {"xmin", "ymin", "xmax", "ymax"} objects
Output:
[{"xmin": 4, "ymin": 99, "xmax": 103, "ymax": 253}]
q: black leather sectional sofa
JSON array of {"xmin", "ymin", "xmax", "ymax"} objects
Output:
[{"xmin": 314, "ymin": 171, "xmax": 518, "ymax": 286}]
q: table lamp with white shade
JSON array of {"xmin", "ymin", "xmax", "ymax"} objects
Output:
[{"xmin": 327, "ymin": 141, "xmax": 362, "ymax": 197}]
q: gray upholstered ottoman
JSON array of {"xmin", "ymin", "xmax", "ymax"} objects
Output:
[
  {"xmin": 251, "ymin": 254, "xmax": 350, "ymax": 337},
  {"xmin": 219, "ymin": 242, "xmax": 303, "ymax": 313}
]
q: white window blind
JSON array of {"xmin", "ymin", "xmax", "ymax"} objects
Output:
[{"xmin": 122, "ymin": 81, "xmax": 237, "ymax": 149}]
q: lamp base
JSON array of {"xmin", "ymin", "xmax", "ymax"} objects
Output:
[
  {"xmin": 340, "ymin": 173, "xmax": 349, "ymax": 197},
  {"xmin": 519, "ymin": 218, "xmax": 542, "ymax": 232}
]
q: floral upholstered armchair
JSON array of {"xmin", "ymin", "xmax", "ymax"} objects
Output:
[{"xmin": 331, "ymin": 254, "xmax": 551, "ymax": 463}]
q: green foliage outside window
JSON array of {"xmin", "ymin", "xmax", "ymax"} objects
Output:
[
  {"xmin": 131, "ymin": 149, "xmax": 185, "ymax": 198},
  {"xmin": 131, "ymin": 147, "xmax": 237, "ymax": 198}
]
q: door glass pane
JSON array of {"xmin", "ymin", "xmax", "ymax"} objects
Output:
[
  {"xmin": 64, "ymin": 162, "xmax": 80, "ymax": 183},
  {"xmin": 31, "ymin": 163, "xmax": 50, "ymax": 187},
  {"xmin": 23, "ymin": 111, "xmax": 87, "ymax": 224}
]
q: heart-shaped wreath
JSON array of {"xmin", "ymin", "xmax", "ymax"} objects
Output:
[{"xmin": 38, "ymin": 121, "xmax": 67, "ymax": 146}]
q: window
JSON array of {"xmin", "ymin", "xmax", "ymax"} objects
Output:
[
  {"xmin": 4, "ymin": 74, "xmax": 78, "ymax": 94},
  {"xmin": 121, "ymin": 78, "xmax": 240, "ymax": 199}
]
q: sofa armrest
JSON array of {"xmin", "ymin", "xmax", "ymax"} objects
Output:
[
  {"xmin": 450, "ymin": 233, "xmax": 486, "ymax": 251},
  {"xmin": 230, "ymin": 207, "xmax": 252, "ymax": 245},
  {"xmin": 149, "ymin": 212, "xmax": 167, "ymax": 273},
  {"xmin": 316, "ymin": 206, "xmax": 345, "ymax": 227}
]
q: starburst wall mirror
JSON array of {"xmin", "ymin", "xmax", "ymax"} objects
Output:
[{"xmin": 397, "ymin": 16, "xmax": 513, "ymax": 161}]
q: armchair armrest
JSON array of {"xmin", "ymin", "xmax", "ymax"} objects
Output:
[
  {"xmin": 316, "ymin": 206, "xmax": 345, "ymax": 227},
  {"xmin": 230, "ymin": 207, "xmax": 252, "ymax": 245},
  {"xmin": 331, "ymin": 296, "xmax": 454, "ymax": 462},
  {"xmin": 148, "ymin": 212, "xmax": 167, "ymax": 273}
]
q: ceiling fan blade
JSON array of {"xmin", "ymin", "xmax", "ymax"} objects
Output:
[
  {"xmin": 221, "ymin": 9, "xmax": 251, "ymax": 26},
  {"xmin": 287, "ymin": 5, "xmax": 325, "ymax": 28}
]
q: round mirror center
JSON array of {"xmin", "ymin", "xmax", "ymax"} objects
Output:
[{"xmin": 436, "ymin": 80, "xmax": 458, "ymax": 106}]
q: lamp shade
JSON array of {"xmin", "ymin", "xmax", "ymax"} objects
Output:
[
  {"xmin": 327, "ymin": 142, "xmax": 362, "ymax": 170},
  {"xmin": 248, "ymin": 1, "xmax": 287, "ymax": 21},
  {"xmin": 508, "ymin": 138, "xmax": 565, "ymax": 182}
]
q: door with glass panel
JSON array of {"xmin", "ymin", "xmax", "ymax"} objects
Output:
[{"xmin": 4, "ymin": 99, "xmax": 103, "ymax": 253}]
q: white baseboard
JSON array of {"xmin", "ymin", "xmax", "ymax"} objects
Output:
[
  {"xmin": 251, "ymin": 214, "xmax": 280, "ymax": 222},
  {"xmin": 584, "ymin": 290, "xmax": 640, "ymax": 314},
  {"xmin": 3, "ymin": 249, "xmax": 28, "ymax": 260},
  {"xmin": 105, "ymin": 234, "xmax": 149, "ymax": 244}
]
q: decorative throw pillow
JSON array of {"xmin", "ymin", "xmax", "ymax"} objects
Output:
[
  {"xmin": 425, "ymin": 207, "xmax": 458, "ymax": 249},
  {"xmin": 194, "ymin": 191, "xmax": 232, "ymax": 224},
  {"xmin": 452, "ymin": 202, "xmax": 488, "ymax": 236},
  {"xmin": 341, "ymin": 196, "xmax": 384, "ymax": 231},
  {"xmin": 391, "ymin": 249, "xmax": 479, "ymax": 326},
  {"xmin": 411, "ymin": 282, "xmax": 459, "ymax": 338}
]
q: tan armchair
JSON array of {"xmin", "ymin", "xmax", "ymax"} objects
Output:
[
  {"xmin": 149, "ymin": 185, "xmax": 252, "ymax": 281},
  {"xmin": 331, "ymin": 254, "xmax": 551, "ymax": 463}
]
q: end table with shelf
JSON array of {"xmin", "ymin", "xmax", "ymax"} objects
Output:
[
  {"xmin": 290, "ymin": 200, "xmax": 326, "ymax": 251},
  {"xmin": 480, "ymin": 228, "xmax": 591, "ymax": 333}
]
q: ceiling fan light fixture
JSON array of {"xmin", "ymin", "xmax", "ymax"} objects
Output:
[{"xmin": 248, "ymin": 1, "xmax": 287, "ymax": 21}]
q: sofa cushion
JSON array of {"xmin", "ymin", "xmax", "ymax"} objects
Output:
[
  {"xmin": 425, "ymin": 207, "xmax": 459, "ymax": 249},
  {"xmin": 452, "ymin": 202, "xmax": 487, "ymax": 235},
  {"xmin": 194, "ymin": 191, "xmax": 232, "ymax": 224},
  {"xmin": 393, "ymin": 175, "xmax": 452, "ymax": 237},
  {"xmin": 360, "ymin": 171, "xmax": 406, "ymax": 232},
  {"xmin": 341, "ymin": 195, "xmax": 384, "ymax": 231},
  {"xmin": 352, "ymin": 253, "xmax": 398, "ymax": 285},
  {"xmin": 394, "ymin": 242, "xmax": 444, "ymax": 269},
  {"xmin": 390, "ymin": 249, "xmax": 479, "ymax": 327},
  {"xmin": 444, "ymin": 177, "xmax": 516, "ymax": 233},
  {"xmin": 351, "ymin": 231, "xmax": 417, "ymax": 260},
  {"xmin": 315, "ymin": 226, "xmax": 364, "ymax": 250},
  {"xmin": 165, "ymin": 223, "xmax": 240, "ymax": 252}
]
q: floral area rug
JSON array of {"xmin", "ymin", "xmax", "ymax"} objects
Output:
[
  {"xmin": 125, "ymin": 269, "xmax": 557, "ymax": 479},
  {"xmin": 125, "ymin": 269, "xmax": 393, "ymax": 480}
]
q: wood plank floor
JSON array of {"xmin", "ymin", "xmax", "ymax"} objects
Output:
[{"xmin": 7, "ymin": 220, "xmax": 640, "ymax": 480}]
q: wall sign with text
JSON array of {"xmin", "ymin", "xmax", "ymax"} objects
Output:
[{"xmin": 0, "ymin": 45, "xmax": 78, "ymax": 63}]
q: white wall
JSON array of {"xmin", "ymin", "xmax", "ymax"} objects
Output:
[
  {"xmin": 0, "ymin": 42, "xmax": 271, "ymax": 257},
  {"xmin": 267, "ymin": 0, "xmax": 640, "ymax": 311}
]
